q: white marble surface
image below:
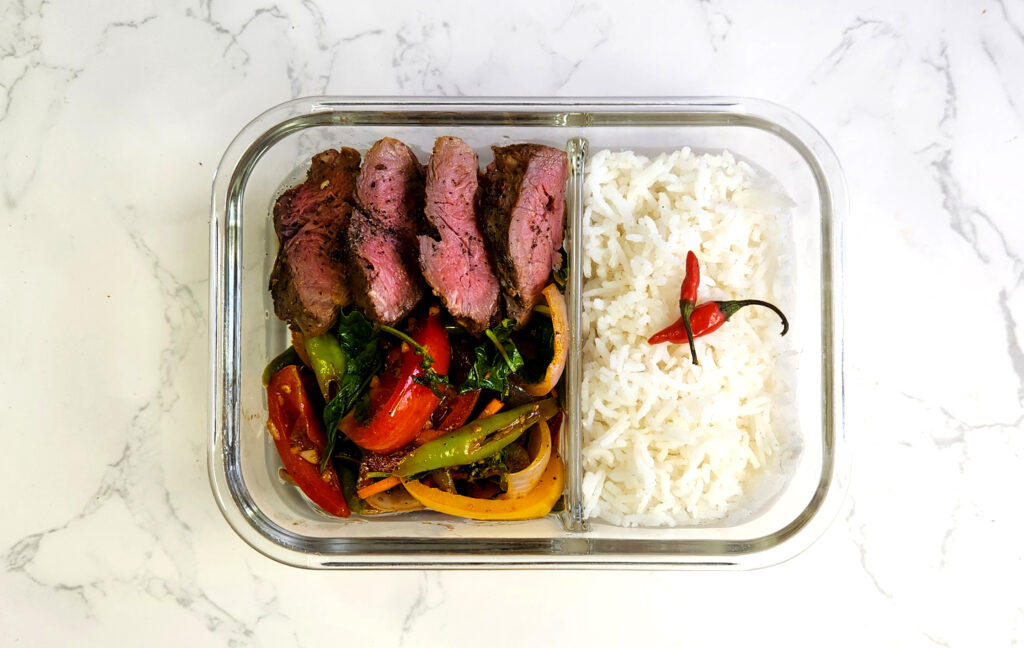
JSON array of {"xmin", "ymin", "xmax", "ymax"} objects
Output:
[{"xmin": 2, "ymin": 0, "xmax": 1022, "ymax": 645}]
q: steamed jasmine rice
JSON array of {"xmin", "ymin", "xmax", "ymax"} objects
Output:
[{"xmin": 581, "ymin": 148, "xmax": 795, "ymax": 527}]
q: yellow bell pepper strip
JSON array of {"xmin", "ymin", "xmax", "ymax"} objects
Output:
[
  {"xmin": 393, "ymin": 398, "xmax": 559, "ymax": 478},
  {"xmin": 402, "ymin": 454, "xmax": 564, "ymax": 520}
]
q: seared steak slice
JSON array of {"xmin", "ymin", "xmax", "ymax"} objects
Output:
[
  {"xmin": 269, "ymin": 148, "xmax": 361, "ymax": 337},
  {"xmin": 270, "ymin": 206, "xmax": 353, "ymax": 337},
  {"xmin": 345, "ymin": 208, "xmax": 424, "ymax": 324},
  {"xmin": 346, "ymin": 138, "xmax": 425, "ymax": 324},
  {"xmin": 479, "ymin": 144, "xmax": 568, "ymax": 328},
  {"xmin": 273, "ymin": 148, "xmax": 361, "ymax": 241},
  {"xmin": 419, "ymin": 137, "xmax": 500, "ymax": 334},
  {"xmin": 355, "ymin": 137, "xmax": 424, "ymax": 231}
]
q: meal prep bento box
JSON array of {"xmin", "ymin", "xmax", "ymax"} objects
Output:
[{"xmin": 208, "ymin": 97, "xmax": 848, "ymax": 568}]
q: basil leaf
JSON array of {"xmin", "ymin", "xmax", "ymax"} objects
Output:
[
  {"xmin": 459, "ymin": 319, "xmax": 523, "ymax": 397},
  {"xmin": 319, "ymin": 309, "xmax": 384, "ymax": 472}
]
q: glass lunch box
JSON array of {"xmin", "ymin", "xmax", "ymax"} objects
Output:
[{"xmin": 209, "ymin": 97, "xmax": 847, "ymax": 568}]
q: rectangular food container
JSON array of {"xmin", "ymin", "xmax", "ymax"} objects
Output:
[{"xmin": 209, "ymin": 97, "xmax": 847, "ymax": 568}]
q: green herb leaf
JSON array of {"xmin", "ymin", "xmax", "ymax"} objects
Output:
[
  {"xmin": 413, "ymin": 369, "xmax": 451, "ymax": 398},
  {"xmin": 516, "ymin": 314, "xmax": 555, "ymax": 384},
  {"xmin": 351, "ymin": 389, "xmax": 373, "ymax": 425},
  {"xmin": 553, "ymin": 263, "xmax": 568, "ymax": 293},
  {"xmin": 320, "ymin": 309, "xmax": 384, "ymax": 472},
  {"xmin": 460, "ymin": 319, "xmax": 524, "ymax": 397},
  {"xmin": 466, "ymin": 452, "xmax": 509, "ymax": 482}
]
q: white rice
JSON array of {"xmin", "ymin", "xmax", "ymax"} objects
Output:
[{"xmin": 581, "ymin": 148, "xmax": 795, "ymax": 527}]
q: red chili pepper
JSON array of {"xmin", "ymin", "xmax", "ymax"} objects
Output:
[
  {"xmin": 678, "ymin": 251, "xmax": 701, "ymax": 365},
  {"xmin": 648, "ymin": 299, "xmax": 789, "ymax": 346},
  {"xmin": 266, "ymin": 365, "xmax": 351, "ymax": 517},
  {"xmin": 340, "ymin": 312, "xmax": 451, "ymax": 453}
]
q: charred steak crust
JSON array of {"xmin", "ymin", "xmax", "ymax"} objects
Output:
[
  {"xmin": 418, "ymin": 137, "xmax": 501, "ymax": 334},
  {"xmin": 479, "ymin": 144, "xmax": 568, "ymax": 328},
  {"xmin": 272, "ymin": 148, "xmax": 361, "ymax": 242},
  {"xmin": 346, "ymin": 139, "xmax": 426, "ymax": 324},
  {"xmin": 269, "ymin": 148, "xmax": 361, "ymax": 337}
]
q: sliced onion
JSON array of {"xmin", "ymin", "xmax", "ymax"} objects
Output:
[
  {"xmin": 523, "ymin": 284, "xmax": 568, "ymax": 396},
  {"xmin": 364, "ymin": 486, "xmax": 425, "ymax": 513},
  {"xmin": 499, "ymin": 420, "xmax": 552, "ymax": 499}
]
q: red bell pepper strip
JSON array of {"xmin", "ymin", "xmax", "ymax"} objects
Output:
[
  {"xmin": 416, "ymin": 388, "xmax": 482, "ymax": 445},
  {"xmin": 265, "ymin": 365, "xmax": 351, "ymax": 517},
  {"xmin": 648, "ymin": 299, "xmax": 789, "ymax": 345},
  {"xmin": 436, "ymin": 389, "xmax": 481, "ymax": 431},
  {"xmin": 435, "ymin": 389, "xmax": 483, "ymax": 431},
  {"xmin": 340, "ymin": 312, "xmax": 451, "ymax": 453}
]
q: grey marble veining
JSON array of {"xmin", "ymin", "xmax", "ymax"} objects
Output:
[{"xmin": 1, "ymin": 0, "xmax": 1022, "ymax": 646}]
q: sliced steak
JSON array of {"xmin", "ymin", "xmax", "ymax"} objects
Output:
[
  {"xmin": 479, "ymin": 144, "xmax": 568, "ymax": 328},
  {"xmin": 345, "ymin": 208, "xmax": 424, "ymax": 324},
  {"xmin": 273, "ymin": 148, "xmax": 361, "ymax": 241},
  {"xmin": 270, "ymin": 206, "xmax": 353, "ymax": 336},
  {"xmin": 346, "ymin": 137, "xmax": 426, "ymax": 324},
  {"xmin": 269, "ymin": 148, "xmax": 361, "ymax": 337},
  {"xmin": 355, "ymin": 137, "xmax": 425, "ymax": 232},
  {"xmin": 418, "ymin": 137, "xmax": 500, "ymax": 334}
]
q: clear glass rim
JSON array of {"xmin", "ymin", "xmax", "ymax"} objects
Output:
[{"xmin": 208, "ymin": 96, "xmax": 848, "ymax": 569}]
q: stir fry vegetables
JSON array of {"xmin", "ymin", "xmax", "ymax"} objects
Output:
[
  {"xmin": 340, "ymin": 311, "xmax": 451, "ymax": 453},
  {"xmin": 394, "ymin": 399, "xmax": 559, "ymax": 477},
  {"xmin": 403, "ymin": 452, "xmax": 564, "ymax": 520},
  {"xmin": 263, "ymin": 287, "xmax": 567, "ymax": 521},
  {"xmin": 521, "ymin": 284, "xmax": 568, "ymax": 396}
]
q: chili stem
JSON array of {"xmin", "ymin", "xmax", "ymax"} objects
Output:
[
  {"xmin": 718, "ymin": 299, "xmax": 790, "ymax": 335},
  {"xmin": 533, "ymin": 304, "xmax": 551, "ymax": 316},
  {"xmin": 680, "ymin": 301, "xmax": 699, "ymax": 366}
]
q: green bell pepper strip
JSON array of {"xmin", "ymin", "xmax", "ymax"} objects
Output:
[
  {"xmin": 304, "ymin": 334, "xmax": 347, "ymax": 400},
  {"xmin": 394, "ymin": 399, "xmax": 559, "ymax": 478},
  {"xmin": 262, "ymin": 346, "xmax": 302, "ymax": 386}
]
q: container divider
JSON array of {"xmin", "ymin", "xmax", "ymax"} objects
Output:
[{"xmin": 561, "ymin": 135, "xmax": 590, "ymax": 533}]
